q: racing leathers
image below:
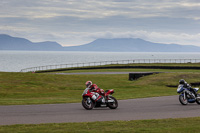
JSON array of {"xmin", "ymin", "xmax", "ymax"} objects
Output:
[
  {"xmin": 87, "ymin": 84, "xmax": 105, "ymax": 103},
  {"xmin": 182, "ymin": 81, "xmax": 197, "ymax": 97}
]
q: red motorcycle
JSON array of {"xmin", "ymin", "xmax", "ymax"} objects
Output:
[{"xmin": 82, "ymin": 88, "xmax": 118, "ymax": 110}]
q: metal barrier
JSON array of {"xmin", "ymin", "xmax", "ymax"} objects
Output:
[{"xmin": 20, "ymin": 59, "xmax": 200, "ymax": 72}]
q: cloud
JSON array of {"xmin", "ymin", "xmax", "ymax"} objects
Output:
[
  {"xmin": 1, "ymin": 0, "xmax": 200, "ymax": 19},
  {"xmin": 1, "ymin": 0, "xmax": 200, "ymax": 47}
]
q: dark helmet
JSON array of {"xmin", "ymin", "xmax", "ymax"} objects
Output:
[{"xmin": 179, "ymin": 79, "xmax": 185, "ymax": 84}]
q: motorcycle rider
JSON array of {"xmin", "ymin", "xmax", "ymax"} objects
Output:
[
  {"xmin": 179, "ymin": 79, "xmax": 197, "ymax": 96},
  {"xmin": 85, "ymin": 81, "xmax": 105, "ymax": 103}
]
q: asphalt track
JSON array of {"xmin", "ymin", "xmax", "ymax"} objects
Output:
[
  {"xmin": 55, "ymin": 72, "xmax": 133, "ymax": 75},
  {"xmin": 54, "ymin": 72, "xmax": 161, "ymax": 75},
  {"xmin": 1, "ymin": 95, "xmax": 200, "ymax": 125}
]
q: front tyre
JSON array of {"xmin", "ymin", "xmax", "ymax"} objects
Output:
[
  {"xmin": 179, "ymin": 95, "xmax": 188, "ymax": 105},
  {"xmin": 82, "ymin": 97, "xmax": 94, "ymax": 110},
  {"xmin": 107, "ymin": 96, "xmax": 118, "ymax": 109},
  {"xmin": 196, "ymin": 94, "xmax": 200, "ymax": 104}
]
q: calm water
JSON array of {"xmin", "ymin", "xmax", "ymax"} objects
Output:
[{"xmin": 1, "ymin": 51, "xmax": 200, "ymax": 72}]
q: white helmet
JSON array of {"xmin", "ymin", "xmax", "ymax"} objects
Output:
[{"xmin": 85, "ymin": 81, "xmax": 92, "ymax": 88}]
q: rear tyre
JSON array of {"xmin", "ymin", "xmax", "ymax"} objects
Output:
[
  {"xmin": 107, "ymin": 96, "xmax": 118, "ymax": 109},
  {"xmin": 179, "ymin": 95, "xmax": 188, "ymax": 105},
  {"xmin": 196, "ymin": 94, "xmax": 200, "ymax": 104},
  {"xmin": 82, "ymin": 97, "xmax": 94, "ymax": 110}
]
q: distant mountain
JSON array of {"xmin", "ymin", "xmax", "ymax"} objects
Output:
[
  {"xmin": 1, "ymin": 34, "xmax": 200, "ymax": 52},
  {"xmin": 64, "ymin": 38, "xmax": 200, "ymax": 52},
  {"xmin": 0, "ymin": 34, "xmax": 63, "ymax": 51}
]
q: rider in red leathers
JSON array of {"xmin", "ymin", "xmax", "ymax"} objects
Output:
[{"xmin": 85, "ymin": 81, "xmax": 105, "ymax": 103}]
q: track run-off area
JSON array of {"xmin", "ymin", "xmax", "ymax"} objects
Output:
[{"xmin": 1, "ymin": 95, "xmax": 200, "ymax": 125}]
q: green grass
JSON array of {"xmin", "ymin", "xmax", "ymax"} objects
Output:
[
  {"xmin": 1, "ymin": 63, "xmax": 200, "ymax": 105},
  {"xmin": 1, "ymin": 64, "xmax": 200, "ymax": 132},
  {"xmin": 0, "ymin": 70, "xmax": 200, "ymax": 105},
  {"xmin": 1, "ymin": 117, "xmax": 200, "ymax": 133}
]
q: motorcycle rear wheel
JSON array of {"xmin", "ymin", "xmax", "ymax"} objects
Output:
[
  {"xmin": 179, "ymin": 95, "xmax": 188, "ymax": 105},
  {"xmin": 82, "ymin": 97, "xmax": 94, "ymax": 110},
  {"xmin": 196, "ymin": 94, "xmax": 200, "ymax": 104},
  {"xmin": 107, "ymin": 96, "xmax": 118, "ymax": 109}
]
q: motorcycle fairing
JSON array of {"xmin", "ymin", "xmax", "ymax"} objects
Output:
[
  {"xmin": 194, "ymin": 88, "xmax": 199, "ymax": 92},
  {"xmin": 105, "ymin": 89, "xmax": 114, "ymax": 96},
  {"xmin": 177, "ymin": 85, "xmax": 184, "ymax": 93}
]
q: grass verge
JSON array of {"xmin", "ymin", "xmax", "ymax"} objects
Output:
[
  {"xmin": 0, "ymin": 70, "xmax": 200, "ymax": 105},
  {"xmin": 0, "ymin": 117, "xmax": 200, "ymax": 133}
]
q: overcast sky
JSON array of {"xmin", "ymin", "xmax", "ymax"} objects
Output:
[{"xmin": 1, "ymin": 0, "xmax": 200, "ymax": 46}]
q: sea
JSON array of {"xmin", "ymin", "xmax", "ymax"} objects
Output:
[{"xmin": 1, "ymin": 50, "xmax": 200, "ymax": 72}]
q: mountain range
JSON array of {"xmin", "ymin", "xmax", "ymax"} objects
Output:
[{"xmin": 1, "ymin": 34, "xmax": 200, "ymax": 52}]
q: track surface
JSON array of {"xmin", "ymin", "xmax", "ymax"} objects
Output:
[
  {"xmin": 54, "ymin": 72, "xmax": 162, "ymax": 75},
  {"xmin": 1, "ymin": 95, "xmax": 200, "ymax": 125},
  {"xmin": 55, "ymin": 72, "xmax": 134, "ymax": 75}
]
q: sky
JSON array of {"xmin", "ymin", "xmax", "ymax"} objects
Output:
[{"xmin": 1, "ymin": 0, "xmax": 200, "ymax": 46}]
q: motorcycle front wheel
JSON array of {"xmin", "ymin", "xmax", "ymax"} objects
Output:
[
  {"xmin": 107, "ymin": 96, "xmax": 118, "ymax": 109},
  {"xmin": 196, "ymin": 94, "xmax": 200, "ymax": 104},
  {"xmin": 179, "ymin": 95, "xmax": 188, "ymax": 105},
  {"xmin": 82, "ymin": 97, "xmax": 94, "ymax": 110}
]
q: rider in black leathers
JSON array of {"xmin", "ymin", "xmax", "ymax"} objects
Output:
[{"xmin": 179, "ymin": 79, "xmax": 197, "ymax": 96}]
